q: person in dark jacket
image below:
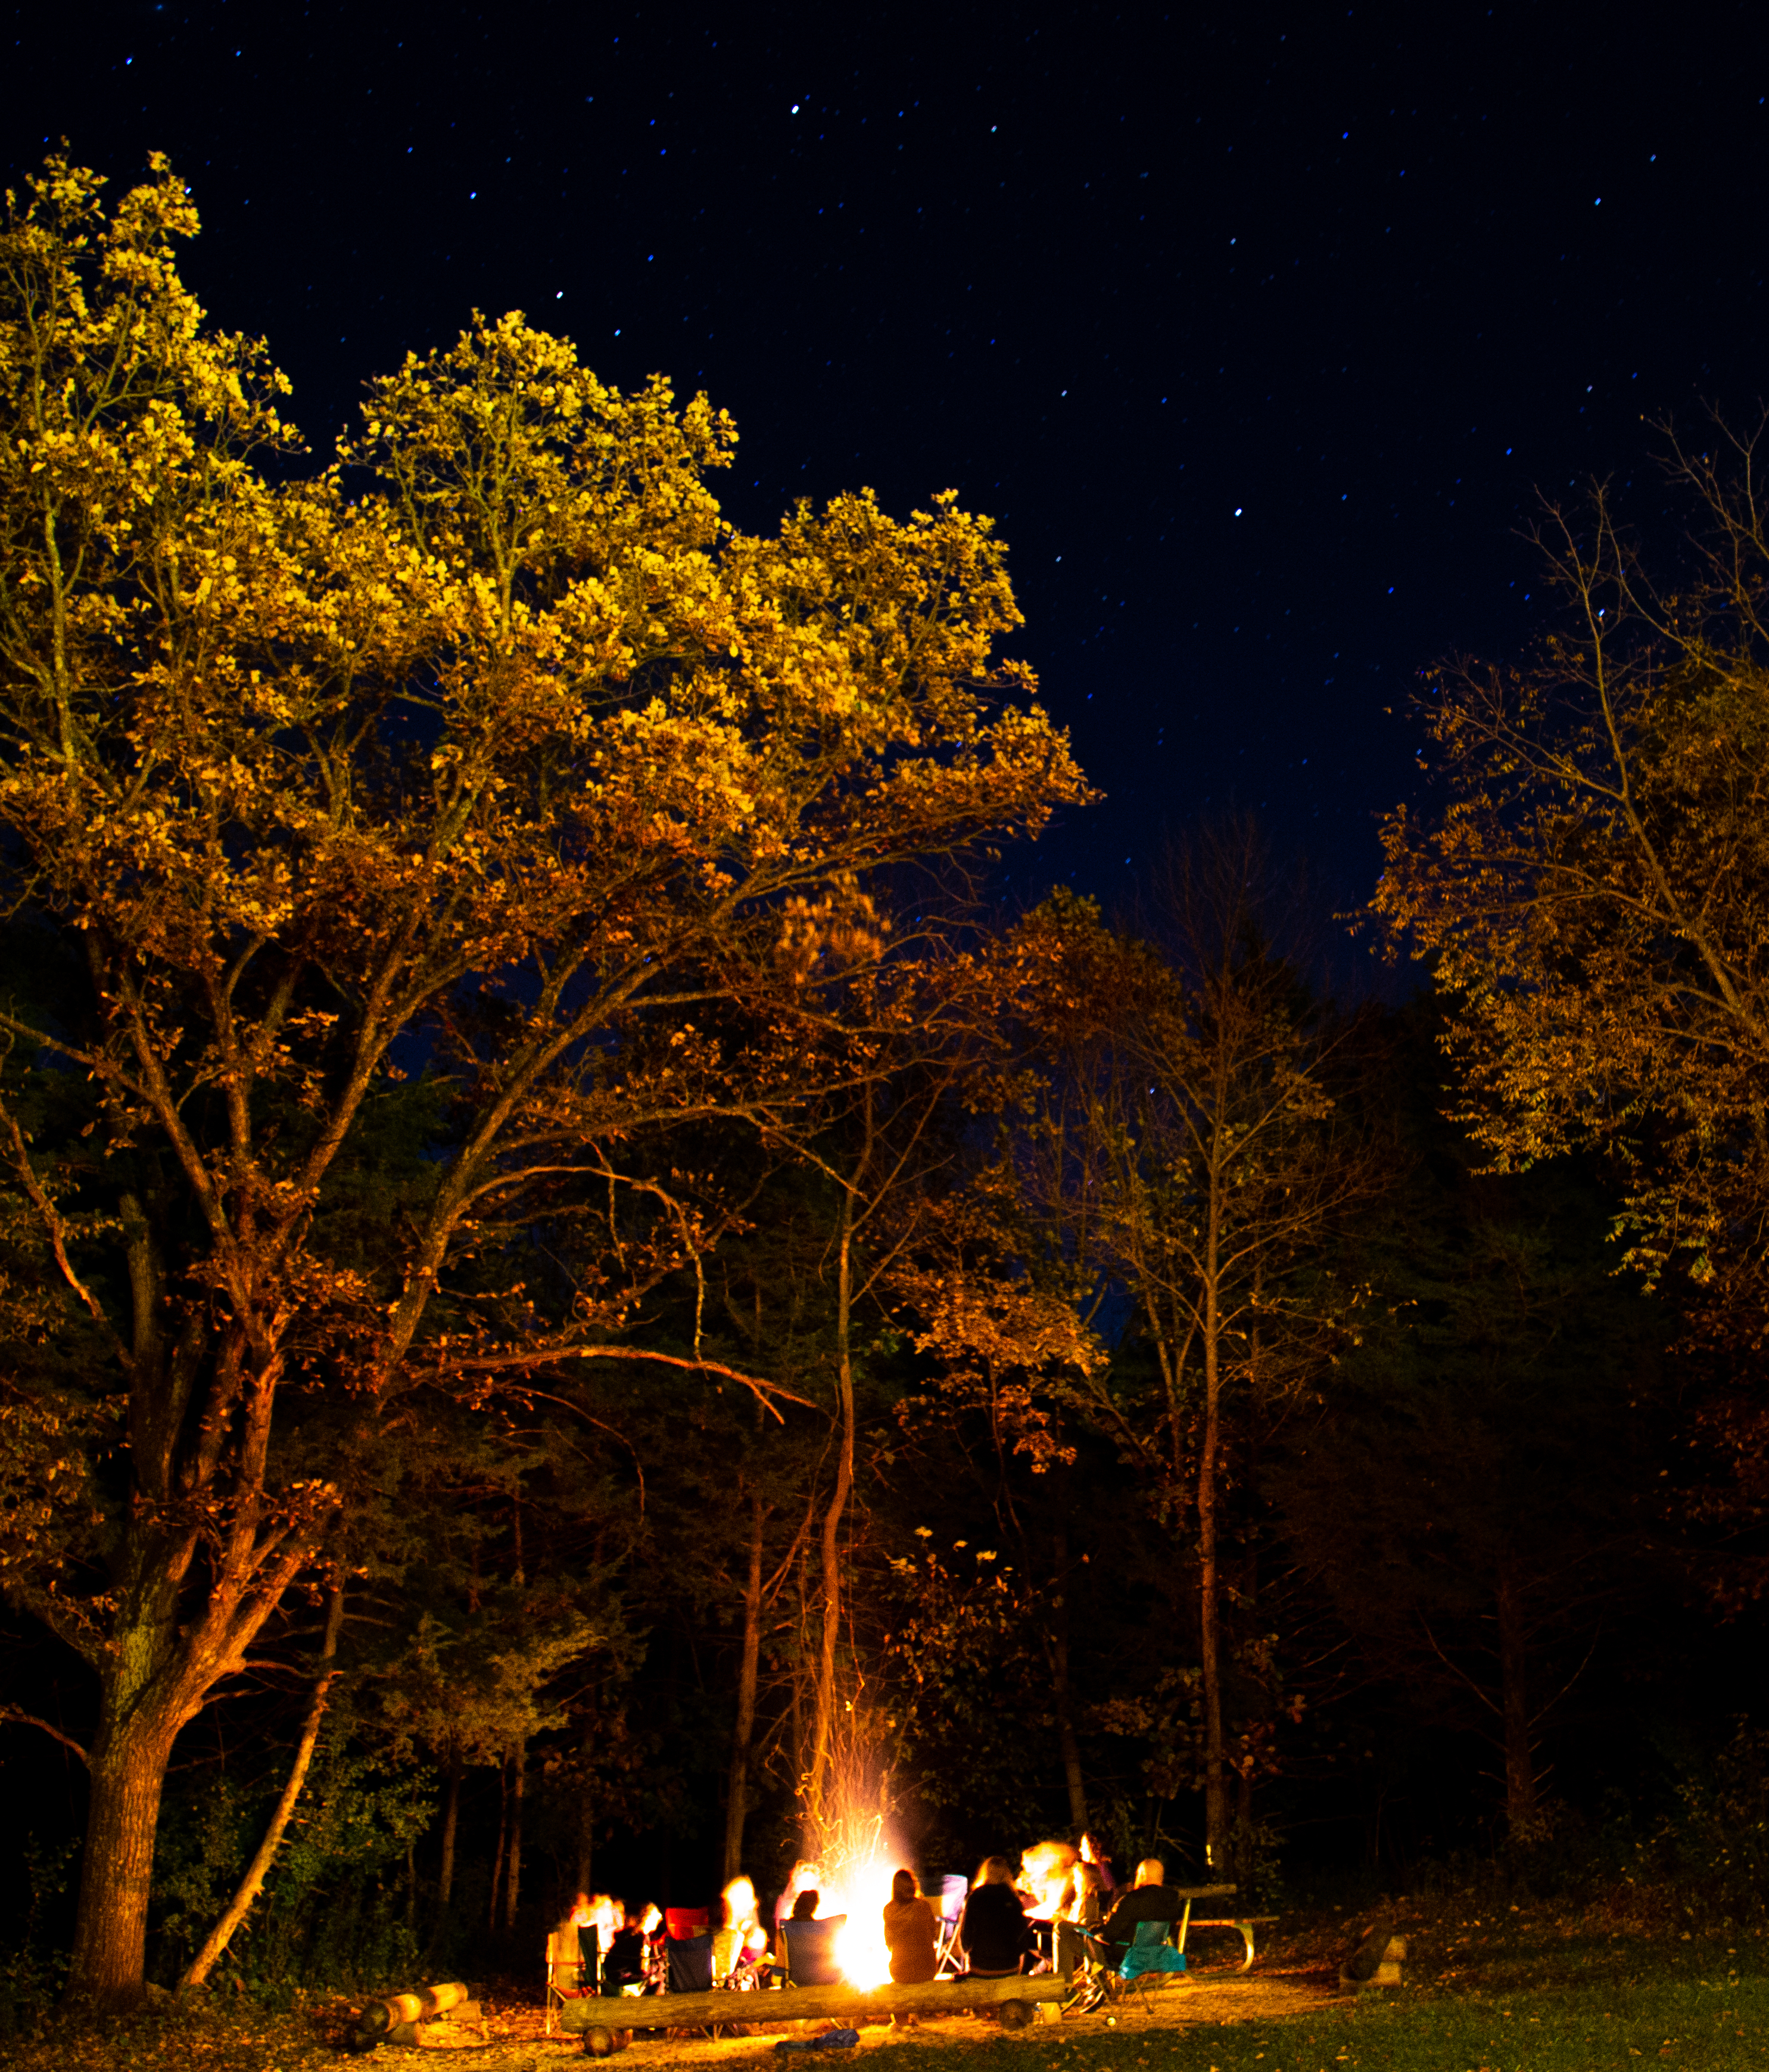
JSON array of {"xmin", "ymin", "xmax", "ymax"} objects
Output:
[
  {"xmin": 1089, "ymin": 1857, "xmax": 1184, "ymax": 1970},
  {"xmin": 956, "ymin": 1856, "xmax": 1032, "ymax": 1976}
]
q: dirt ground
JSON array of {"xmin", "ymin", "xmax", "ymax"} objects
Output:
[{"xmin": 419, "ymin": 1964, "xmax": 1344, "ymax": 2070}]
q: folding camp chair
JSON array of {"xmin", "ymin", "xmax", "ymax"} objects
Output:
[
  {"xmin": 544, "ymin": 1927, "xmax": 591, "ymax": 2036},
  {"xmin": 666, "ymin": 1932, "xmax": 715, "ymax": 1995},
  {"xmin": 1118, "ymin": 1917, "xmax": 1187, "ymax": 1999},
  {"xmin": 779, "ymin": 1915, "xmax": 847, "ymax": 1987},
  {"xmin": 1066, "ymin": 1918, "xmax": 1186, "ymax": 2015},
  {"xmin": 934, "ymin": 1875, "xmax": 968, "ymax": 1973}
]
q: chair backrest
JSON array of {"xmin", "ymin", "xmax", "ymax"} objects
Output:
[
  {"xmin": 603, "ymin": 1927, "xmax": 647, "ymax": 1989},
  {"xmin": 780, "ymin": 1915, "xmax": 847, "ymax": 1987},
  {"xmin": 938, "ymin": 1875, "xmax": 968, "ymax": 1924},
  {"xmin": 666, "ymin": 1906, "xmax": 711, "ymax": 1941},
  {"xmin": 1119, "ymin": 1919, "xmax": 1185, "ymax": 1980},
  {"xmin": 667, "ymin": 1931, "xmax": 715, "ymax": 1995}
]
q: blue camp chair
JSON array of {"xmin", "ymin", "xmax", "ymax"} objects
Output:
[
  {"xmin": 780, "ymin": 1915, "xmax": 847, "ymax": 1987},
  {"xmin": 666, "ymin": 1931, "xmax": 715, "ymax": 1996},
  {"xmin": 1118, "ymin": 1919, "xmax": 1186, "ymax": 2005}
]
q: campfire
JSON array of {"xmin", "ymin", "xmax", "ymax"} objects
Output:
[
  {"xmin": 827, "ymin": 1857, "xmax": 896, "ymax": 1989},
  {"xmin": 799, "ymin": 1778, "xmax": 905, "ymax": 1989}
]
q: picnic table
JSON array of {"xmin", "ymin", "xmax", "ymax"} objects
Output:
[{"xmin": 1163, "ymin": 1884, "xmax": 1276, "ymax": 1972}]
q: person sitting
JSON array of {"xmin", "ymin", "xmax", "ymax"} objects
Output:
[
  {"xmin": 602, "ymin": 1900, "xmax": 649, "ymax": 1995},
  {"xmin": 633, "ymin": 1903, "xmax": 668, "ymax": 1991},
  {"xmin": 1088, "ymin": 1856, "xmax": 1184, "ymax": 1973},
  {"xmin": 710, "ymin": 1895, "xmax": 745, "ymax": 1986},
  {"xmin": 773, "ymin": 1859, "xmax": 823, "ymax": 1943},
  {"xmin": 717, "ymin": 1875, "xmax": 770, "ymax": 1985},
  {"xmin": 779, "ymin": 1888, "xmax": 846, "ymax": 1986},
  {"xmin": 955, "ymin": 1856, "xmax": 1032, "ymax": 1977},
  {"xmin": 1055, "ymin": 1861, "xmax": 1105, "ymax": 1978},
  {"xmin": 549, "ymin": 1891, "xmax": 594, "ymax": 1996},
  {"xmin": 882, "ymin": 1868, "xmax": 938, "ymax": 1984},
  {"xmin": 1078, "ymin": 1831, "xmax": 1119, "ymax": 1896}
]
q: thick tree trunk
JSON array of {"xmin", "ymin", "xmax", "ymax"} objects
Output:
[
  {"xmin": 66, "ymin": 1695, "xmax": 179, "ymax": 2011},
  {"xmin": 180, "ymin": 1583, "xmax": 345, "ymax": 1991},
  {"xmin": 1496, "ymin": 1563, "xmax": 1538, "ymax": 1838},
  {"xmin": 724, "ymin": 1492, "xmax": 765, "ymax": 1882}
]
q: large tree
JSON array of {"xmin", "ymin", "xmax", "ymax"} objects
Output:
[
  {"xmin": 0, "ymin": 154, "xmax": 1086, "ymax": 2006},
  {"xmin": 1371, "ymin": 421, "xmax": 1769, "ymax": 1324}
]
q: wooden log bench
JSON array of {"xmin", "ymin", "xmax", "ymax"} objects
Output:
[{"xmin": 558, "ymin": 1971, "xmax": 1072, "ymax": 2055}]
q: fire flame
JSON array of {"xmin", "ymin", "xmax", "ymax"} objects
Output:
[{"xmin": 828, "ymin": 1861, "xmax": 895, "ymax": 1990}]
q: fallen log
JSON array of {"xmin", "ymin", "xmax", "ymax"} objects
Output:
[
  {"xmin": 356, "ymin": 1982, "xmax": 475, "ymax": 2048},
  {"xmin": 561, "ymin": 1971, "xmax": 1070, "ymax": 2052}
]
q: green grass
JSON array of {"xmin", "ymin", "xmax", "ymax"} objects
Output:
[
  {"xmin": 927, "ymin": 1979, "xmax": 1769, "ymax": 2069},
  {"xmin": 898, "ymin": 1925, "xmax": 1769, "ymax": 2072}
]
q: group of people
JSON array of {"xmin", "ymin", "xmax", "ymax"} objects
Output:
[
  {"xmin": 946, "ymin": 1835, "xmax": 1185, "ymax": 1989},
  {"xmin": 551, "ymin": 1833, "xmax": 1182, "ymax": 2003}
]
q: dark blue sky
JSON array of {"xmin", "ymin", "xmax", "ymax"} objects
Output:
[{"xmin": 11, "ymin": 1, "xmax": 1769, "ymax": 922}]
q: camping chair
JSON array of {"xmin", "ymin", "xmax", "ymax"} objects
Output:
[
  {"xmin": 1117, "ymin": 1919, "xmax": 1186, "ymax": 2008},
  {"xmin": 779, "ymin": 1915, "xmax": 847, "ymax": 1987},
  {"xmin": 934, "ymin": 1875, "xmax": 968, "ymax": 1973},
  {"xmin": 666, "ymin": 1932, "xmax": 715, "ymax": 1996},
  {"xmin": 1067, "ymin": 1918, "xmax": 1186, "ymax": 2015},
  {"xmin": 662, "ymin": 1931, "xmax": 731, "ymax": 2040},
  {"xmin": 544, "ymin": 1927, "xmax": 591, "ymax": 2037}
]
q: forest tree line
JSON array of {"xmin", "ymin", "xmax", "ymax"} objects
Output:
[{"xmin": 2, "ymin": 155, "xmax": 1768, "ymax": 2015}]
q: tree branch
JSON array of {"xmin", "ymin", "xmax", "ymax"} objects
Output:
[{"xmin": 0, "ymin": 1706, "xmax": 89, "ymax": 1765}]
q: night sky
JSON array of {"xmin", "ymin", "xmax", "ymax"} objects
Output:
[{"xmin": 10, "ymin": 4, "xmax": 1769, "ymax": 920}]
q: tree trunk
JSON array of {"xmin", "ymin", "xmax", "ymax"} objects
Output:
[
  {"xmin": 1496, "ymin": 1563, "xmax": 1538, "ymax": 1838},
  {"xmin": 487, "ymin": 1759, "xmax": 509, "ymax": 1932},
  {"xmin": 66, "ymin": 1694, "xmax": 180, "ymax": 2011},
  {"xmin": 724, "ymin": 1491, "xmax": 765, "ymax": 1881},
  {"xmin": 1197, "ymin": 1206, "xmax": 1229, "ymax": 1871},
  {"xmin": 503, "ymin": 1742, "xmax": 526, "ymax": 1931},
  {"xmin": 575, "ymin": 1731, "xmax": 595, "ymax": 1896},
  {"xmin": 438, "ymin": 1753, "xmax": 463, "ymax": 1909},
  {"xmin": 1049, "ymin": 1530, "xmax": 1088, "ymax": 1831},
  {"xmin": 806, "ymin": 1107, "xmax": 868, "ymax": 1843},
  {"xmin": 180, "ymin": 1582, "xmax": 345, "ymax": 1991}
]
